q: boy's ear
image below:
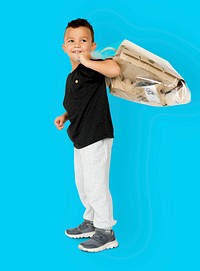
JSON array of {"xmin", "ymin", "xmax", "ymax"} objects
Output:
[
  {"xmin": 62, "ymin": 44, "xmax": 67, "ymax": 52},
  {"xmin": 91, "ymin": 42, "xmax": 97, "ymax": 51}
]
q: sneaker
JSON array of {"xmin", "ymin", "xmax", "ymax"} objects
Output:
[
  {"xmin": 78, "ymin": 228, "xmax": 118, "ymax": 252},
  {"xmin": 65, "ymin": 220, "xmax": 95, "ymax": 239}
]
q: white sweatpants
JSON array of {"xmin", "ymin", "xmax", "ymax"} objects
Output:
[{"xmin": 74, "ymin": 138, "xmax": 116, "ymax": 229}]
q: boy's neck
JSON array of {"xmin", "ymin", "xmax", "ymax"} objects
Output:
[{"xmin": 71, "ymin": 60, "xmax": 80, "ymax": 72}]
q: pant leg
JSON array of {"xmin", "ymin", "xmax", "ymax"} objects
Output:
[
  {"xmin": 74, "ymin": 147, "xmax": 94, "ymax": 222},
  {"xmin": 79, "ymin": 138, "xmax": 117, "ymax": 229}
]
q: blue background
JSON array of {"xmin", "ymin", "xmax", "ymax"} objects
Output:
[{"xmin": 1, "ymin": 0, "xmax": 200, "ymax": 270}]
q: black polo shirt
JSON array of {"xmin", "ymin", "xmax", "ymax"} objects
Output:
[{"xmin": 63, "ymin": 61, "xmax": 114, "ymax": 149}]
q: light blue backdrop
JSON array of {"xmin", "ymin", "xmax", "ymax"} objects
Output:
[{"xmin": 1, "ymin": 0, "xmax": 200, "ymax": 270}]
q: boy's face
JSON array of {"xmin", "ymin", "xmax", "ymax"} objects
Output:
[{"xmin": 62, "ymin": 26, "xmax": 96, "ymax": 63}]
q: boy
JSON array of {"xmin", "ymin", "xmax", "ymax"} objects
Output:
[{"xmin": 54, "ymin": 18, "xmax": 121, "ymax": 252}]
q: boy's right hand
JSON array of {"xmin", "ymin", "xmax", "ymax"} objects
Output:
[{"xmin": 54, "ymin": 113, "xmax": 69, "ymax": 130}]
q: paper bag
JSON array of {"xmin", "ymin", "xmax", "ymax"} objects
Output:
[{"xmin": 106, "ymin": 40, "xmax": 191, "ymax": 106}]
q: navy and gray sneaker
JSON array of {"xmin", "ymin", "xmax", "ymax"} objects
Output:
[
  {"xmin": 78, "ymin": 228, "xmax": 118, "ymax": 252},
  {"xmin": 65, "ymin": 220, "xmax": 95, "ymax": 238}
]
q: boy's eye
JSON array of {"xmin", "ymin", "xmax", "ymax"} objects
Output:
[
  {"xmin": 81, "ymin": 39, "xmax": 87, "ymax": 43},
  {"xmin": 68, "ymin": 40, "xmax": 74, "ymax": 43}
]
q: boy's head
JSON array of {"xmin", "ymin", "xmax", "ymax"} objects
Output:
[
  {"xmin": 62, "ymin": 18, "xmax": 96, "ymax": 63},
  {"xmin": 65, "ymin": 18, "xmax": 94, "ymax": 42}
]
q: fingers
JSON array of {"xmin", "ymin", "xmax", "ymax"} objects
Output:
[
  {"xmin": 57, "ymin": 123, "xmax": 64, "ymax": 130},
  {"xmin": 75, "ymin": 53, "xmax": 80, "ymax": 62},
  {"xmin": 54, "ymin": 118, "xmax": 64, "ymax": 130},
  {"xmin": 57, "ymin": 126, "xmax": 64, "ymax": 130}
]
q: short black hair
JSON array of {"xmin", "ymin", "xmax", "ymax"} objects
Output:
[{"xmin": 65, "ymin": 18, "xmax": 95, "ymax": 42}]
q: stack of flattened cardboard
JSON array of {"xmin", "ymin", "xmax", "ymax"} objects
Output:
[{"xmin": 107, "ymin": 40, "xmax": 191, "ymax": 106}]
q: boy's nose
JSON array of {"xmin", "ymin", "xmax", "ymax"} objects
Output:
[{"xmin": 74, "ymin": 42, "xmax": 81, "ymax": 47}]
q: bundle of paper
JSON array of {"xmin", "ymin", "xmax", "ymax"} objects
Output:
[{"xmin": 106, "ymin": 40, "xmax": 191, "ymax": 106}]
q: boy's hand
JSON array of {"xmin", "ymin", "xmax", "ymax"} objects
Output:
[
  {"xmin": 54, "ymin": 113, "xmax": 69, "ymax": 130},
  {"xmin": 77, "ymin": 51, "xmax": 91, "ymax": 66}
]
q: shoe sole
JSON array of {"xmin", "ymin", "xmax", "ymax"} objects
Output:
[
  {"xmin": 65, "ymin": 231, "xmax": 95, "ymax": 239},
  {"xmin": 78, "ymin": 240, "xmax": 119, "ymax": 252}
]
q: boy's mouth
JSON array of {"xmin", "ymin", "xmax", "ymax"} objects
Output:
[{"xmin": 72, "ymin": 49, "xmax": 82, "ymax": 53}]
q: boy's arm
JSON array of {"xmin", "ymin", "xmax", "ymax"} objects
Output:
[
  {"xmin": 54, "ymin": 111, "xmax": 69, "ymax": 130},
  {"xmin": 62, "ymin": 111, "xmax": 69, "ymax": 120},
  {"xmin": 85, "ymin": 59, "xmax": 121, "ymax": 78},
  {"xmin": 78, "ymin": 53, "xmax": 121, "ymax": 78}
]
